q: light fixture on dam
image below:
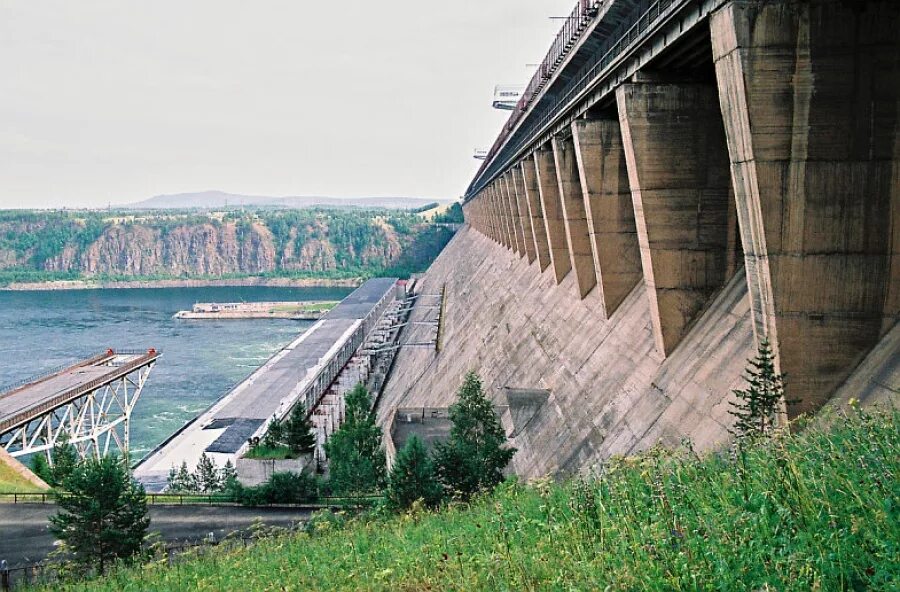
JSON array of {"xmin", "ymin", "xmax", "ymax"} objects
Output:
[{"xmin": 492, "ymin": 84, "xmax": 524, "ymax": 110}]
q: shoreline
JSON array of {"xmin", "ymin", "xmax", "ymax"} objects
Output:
[{"xmin": 1, "ymin": 276, "xmax": 364, "ymax": 292}]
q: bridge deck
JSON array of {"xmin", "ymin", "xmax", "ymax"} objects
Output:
[{"xmin": 0, "ymin": 350, "xmax": 158, "ymax": 433}]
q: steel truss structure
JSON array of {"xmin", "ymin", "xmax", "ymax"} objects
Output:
[{"xmin": 0, "ymin": 353, "xmax": 157, "ymax": 461}]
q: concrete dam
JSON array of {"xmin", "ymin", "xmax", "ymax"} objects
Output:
[{"xmin": 378, "ymin": 0, "xmax": 898, "ymax": 478}]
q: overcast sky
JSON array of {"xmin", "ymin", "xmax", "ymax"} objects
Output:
[{"xmin": 0, "ymin": 1, "xmax": 576, "ymax": 208}]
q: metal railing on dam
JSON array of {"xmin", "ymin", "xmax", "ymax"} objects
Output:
[{"xmin": 468, "ymin": 0, "xmax": 704, "ymax": 198}]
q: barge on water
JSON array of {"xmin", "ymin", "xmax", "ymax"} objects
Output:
[{"xmin": 173, "ymin": 301, "xmax": 339, "ymax": 321}]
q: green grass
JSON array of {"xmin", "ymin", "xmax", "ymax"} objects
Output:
[
  {"xmin": 242, "ymin": 445, "xmax": 297, "ymax": 460},
  {"xmin": 0, "ymin": 459, "xmax": 45, "ymax": 493},
  {"xmin": 30, "ymin": 408, "xmax": 900, "ymax": 591}
]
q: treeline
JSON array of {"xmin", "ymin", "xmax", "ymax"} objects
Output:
[{"xmin": 0, "ymin": 207, "xmax": 457, "ymax": 284}]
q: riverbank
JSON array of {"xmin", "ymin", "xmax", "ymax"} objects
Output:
[{"xmin": 1, "ymin": 276, "xmax": 364, "ymax": 292}]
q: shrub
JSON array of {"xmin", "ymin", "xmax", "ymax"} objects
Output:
[
  {"xmin": 387, "ymin": 435, "xmax": 443, "ymax": 510},
  {"xmin": 434, "ymin": 372, "xmax": 516, "ymax": 499}
]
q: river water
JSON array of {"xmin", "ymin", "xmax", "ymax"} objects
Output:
[{"xmin": 0, "ymin": 286, "xmax": 353, "ymax": 460}]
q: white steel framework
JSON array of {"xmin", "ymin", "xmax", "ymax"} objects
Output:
[{"xmin": 0, "ymin": 356, "xmax": 156, "ymax": 462}]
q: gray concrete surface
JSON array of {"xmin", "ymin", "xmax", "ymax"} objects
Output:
[{"xmin": 0, "ymin": 504, "xmax": 312, "ymax": 567}]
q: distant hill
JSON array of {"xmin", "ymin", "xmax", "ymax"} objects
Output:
[{"xmin": 128, "ymin": 190, "xmax": 448, "ymax": 210}]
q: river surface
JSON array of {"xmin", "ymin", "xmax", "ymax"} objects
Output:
[{"xmin": 0, "ymin": 286, "xmax": 353, "ymax": 460}]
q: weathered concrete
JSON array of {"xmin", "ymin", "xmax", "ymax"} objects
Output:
[
  {"xmin": 711, "ymin": 0, "xmax": 900, "ymax": 417},
  {"xmin": 571, "ymin": 117, "xmax": 642, "ymax": 317},
  {"xmin": 511, "ymin": 166, "xmax": 537, "ymax": 264},
  {"xmin": 520, "ymin": 157, "xmax": 552, "ymax": 271},
  {"xmin": 235, "ymin": 456, "xmax": 312, "ymax": 487},
  {"xmin": 383, "ymin": 227, "xmax": 898, "ymax": 478},
  {"xmin": 534, "ymin": 146, "xmax": 573, "ymax": 284},
  {"xmin": 552, "ymin": 134, "xmax": 597, "ymax": 299},
  {"xmin": 502, "ymin": 173, "xmax": 524, "ymax": 256},
  {"xmin": 379, "ymin": 227, "xmax": 755, "ymax": 478},
  {"xmin": 617, "ymin": 81, "xmax": 735, "ymax": 357}
]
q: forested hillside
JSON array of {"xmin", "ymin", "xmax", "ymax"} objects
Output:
[{"xmin": 0, "ymin": 208, "xmax": 455, "ymax": 285}]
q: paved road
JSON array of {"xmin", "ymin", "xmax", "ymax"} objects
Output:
[{"xmin": 0, "ymin": 504, "xmax": 313, "ymax": 567}]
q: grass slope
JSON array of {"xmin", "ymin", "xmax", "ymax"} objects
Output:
[
  {"xmin": 0, "ymin": 459, "xmax": 44, "ymax": 493},
  {"xmin": 34, "ymin": 409, "xmax": 899, "ymax": 591}
]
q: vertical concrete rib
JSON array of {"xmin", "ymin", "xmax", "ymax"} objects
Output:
[
  {"xmin": 711, "ymin": 0, "xmax": 899, "ymax": 417},
  {"xmin": 521, "ymin": 157, "xmax": 552, "ymax": 271},
  {"xmin": 616, "ymin": 80, "xmax": 733, "ymax": 357},
  {"xmin": 511, "ymin": 165, "xmax": 537, "ymax": 263},
  {"xmin": 552, "ymin": 134, "xmax": 598, "ymax": 299},
  {"xmin": 500, "ymin": 180, "xmax": 514, "ymax": 251},
  {"xmin": 572, "ymin": 117, "xmax": 642, "ymax": 316},
  {"xmin": 534, "ymin": 146, "xmax": 572, "ymax": 283},
  {"xmin": 492, "ymin": 183, "xmax": 511, "ymax": 249},
  {"xmin": 502, "ymin": 172, "xmax": 525, "ymax": 256}
]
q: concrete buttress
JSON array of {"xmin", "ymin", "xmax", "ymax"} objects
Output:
[
  {"xmin": 534, "ymin": 146, "xmax": 573, "ymax": 284},
  {"xmin": 572, "ymin": 117, "xmax": 643, "ymax": 317},
  {"xmin": 552, "ymin": 134, "xmax": 598, "ymax": 299},
  {"xmin": 617, "ymin": 80, "xmax": 735, "ymax": 357},
  {"xmin": 711, "ymin": 0, "xmax": 900, "ymax": 417}
]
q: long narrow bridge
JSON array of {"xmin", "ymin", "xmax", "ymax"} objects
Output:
[
  {"xmin": 463, "ymin": 0, "xmax": 898, "ymax": 419},
  {"xmin": 0, "ymin": 349, "xmax": 159, "ymax": 459}
]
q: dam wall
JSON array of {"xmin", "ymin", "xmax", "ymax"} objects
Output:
[
  {"xmin": 379, "ymin": 227, "xmax": 898, "ymax": 478},
  {"xmin": 379, "ymin": 227, "xmax": 754, "ymax": 477}
]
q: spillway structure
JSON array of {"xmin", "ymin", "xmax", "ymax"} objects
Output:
[{"xmin": 134, "ymin": 278, "xmax": 400, "ymax": 491}]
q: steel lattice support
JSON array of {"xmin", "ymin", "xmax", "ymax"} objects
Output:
[{"xmin": 1, "ymin": 362, "xmax": 155, "ymax": 462}]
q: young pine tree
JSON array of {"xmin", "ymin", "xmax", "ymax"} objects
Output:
[
  {"xmin": 324, "ymin": 383, "xmax": 386, "ymax": 496},
  {"xmin": 387, "ymin": 435, "xmax": 443, "ymax": 510},
  {"xmin": 263, "ymin": 416, "xmax": 285, "ymax": 449},
  {"xmin": 434, "ymin": 371, "xmax": 516, "ymax": 499},
  {"xmin": 193, "ymin": 453, "xmax": 222, "ymax": 493},
  {"xmin": 49, "ymin": 455, "xmax": 149, "ymax": 574},
  {"xmin": 284, "ymin": 403, "xmax": 317, "ymax": 455},
  {"xmin": 729, "ymin": 339, "xmax": 787, "ymax": 440},
  {"xmin": 30, "ymin": 453, "xmax": 53, "ymax": 485},
  {"xmin": 167, "ymin": 461, "xmax": 197, "ymax": 493},
  {"xmin": 49, "ymin": 437, "xmax": 80, "ymax": 488}
]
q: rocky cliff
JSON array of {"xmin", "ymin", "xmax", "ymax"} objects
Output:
[{"xmin": 0, "ymin": 209, "xmax": 436, "ymax": 280}]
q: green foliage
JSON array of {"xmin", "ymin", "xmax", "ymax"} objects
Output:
[
  {"xmin": 387, "ymin": 435, "xmax": 443, "ymax": 511},
  {"xmin": 284, "ymin": 403, "xmax": 317, "ymax": 455},
  {"xmin": 165, "ymin": 456, "xmax": 235, "ymax": 494},
  {"xmin": 243, "ymin": 444, "xmax": 295, "ymax": 460},
  {"xmin": 30, "ymin": 453, "xmax": 52, "ymax": 485},
  {"xmin": 0, "ymin": 208, "xmax": 455, "ymax": 285},
  {"xmin": 166, "ymin": 462, "xmax": 196, "ymax": 493},
  {"xmin": 262, "ymin": 417, "xmax": 285, "ymax": 449},
  {"xmin": 49, "ymin": 455, "xmax": 149, "ymax": 575},
  {"xmin": 35, "ymin": 409, "xmax": 900, "ymax": 591},
  {"xmin": 432, "ymin": 202, "xmax": 464, "ymax": 224},
  {"xmin": 434, "ymin": 372, "xmax": 516, "ymax": 499},
  {"xmin": 324, "ymin": 384, "xmax": 386, "ymax": 496},
  {"xmin": 256, "ymin": 404, "xmax": 317, "ymax": 457},
  {"xmin": 193, "ymin": 453, "xmax": 221, "ymax": 493},
  {"xmin": 229, "ymin": 471, "xmax": 320, "ymax": 507},
  {"xmin": 730, "ymin": 339, "xmax": 787, "ymax": 440},
  {"xmin": 49, "ymin": 437, "xmax": 80, "ymax": 488},
  {"xmin": 381, "ymin": 225, "xmax": 455, "ymax": 279}
]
